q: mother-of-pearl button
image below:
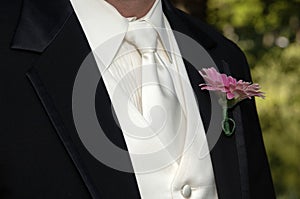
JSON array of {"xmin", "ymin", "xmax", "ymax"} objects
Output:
[{"xmin": 181, "ymin": 184, "xmax": 192, "ymax": 198}]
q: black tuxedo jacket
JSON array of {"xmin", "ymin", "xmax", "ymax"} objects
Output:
[{"xmin": 0, "ymin": 0, "xmax": 275, "ymax": 198}]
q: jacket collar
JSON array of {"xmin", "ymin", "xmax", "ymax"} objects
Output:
[
  {"xmin": 11, "ymin": 0, "xmax": 217, "ymax": 53},
  {"xmin": 162, "ymin": 0, "xmax": 217, "ymax": 50},
  {"xmin": 11, "ymin": 0, "xmax": 73, "ymax": 52}
]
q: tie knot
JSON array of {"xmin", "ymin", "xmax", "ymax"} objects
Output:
[{"xmin": 125, "ymin": 20, "xmax": 158, "ymax": 53}]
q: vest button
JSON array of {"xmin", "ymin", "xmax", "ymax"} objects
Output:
[{"xmin": 181, "ymin": 184, "xmax": 192, "ymax": 198}]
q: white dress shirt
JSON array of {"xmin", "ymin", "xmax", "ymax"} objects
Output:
[{"xmin": 70, "ymin": 0, "xmax": 218, "ymax": 198}]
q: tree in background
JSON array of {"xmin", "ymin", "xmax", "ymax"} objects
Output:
[{"xmin": 172, "ymin": 0, "xmax": 300, "ymax": 198}]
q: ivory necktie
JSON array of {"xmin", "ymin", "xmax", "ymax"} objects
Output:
[{"xmin": 125, "ymin": 20, "xmax": 186, "ymax": 161}]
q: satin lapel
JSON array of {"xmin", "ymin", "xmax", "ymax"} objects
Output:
[
  {"xmin": 162, "ymin": 0, "xmax": 247, "ymax": 198},
  {"xmin": 26, "ymin": 68, "xmax": 101, "ymax": 199},
  {"xmin": 11, "ymin": 2, "xmax": 140, "ymax": 198},
  {"xmin": 162, "ymin": 0, "xmax": 216, "ymax": 133},
  {"xmin": 221, "ymin": 60, "xmax": 250, "ymax": 199}
]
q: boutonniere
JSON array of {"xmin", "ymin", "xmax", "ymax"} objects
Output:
[{"xmin": 199, "ymin": 67, "xmax": 265, "ymax": 136}]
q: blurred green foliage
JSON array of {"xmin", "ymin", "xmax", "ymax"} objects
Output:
[
  {"xmin": 207, "ymin": 0, "xmax": 300, "ymax": 198},
  {"xmin": 174, "ymin": 0, "xmax": 300, "ymax": 198}
]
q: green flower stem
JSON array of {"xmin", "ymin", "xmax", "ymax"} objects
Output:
[{"xmin": 222, "ymin": 107, "xmax": 236, "ymax": 136}]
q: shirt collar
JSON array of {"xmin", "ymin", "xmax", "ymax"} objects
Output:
[
  {"xmin": 70, "ymin": 0, "xmax": 172, "ymax": 69},
  {"xmin": 70, "ymin": 0, "xmax": 128, "ymax": 69}
]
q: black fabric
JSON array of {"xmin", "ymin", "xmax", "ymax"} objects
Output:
[
  {"xmin": 26, "ymin": 67, "xmax": 102, "ymax": 199},
  {"xmin": 11, "ymin": 0, "xmax": 73, "ymax": 52},
  {"xmin": 1, "ymin": 0, "xmax": 275, "ymax": 198}
]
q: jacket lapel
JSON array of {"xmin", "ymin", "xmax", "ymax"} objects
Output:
[
  {"xmin": 162, "ymin": 0, "xmax": 216, "ymax": 133},
  {"xmin": 162, "ymin": 0, "xmax": 249, "ymax": 198},
  {"xmin": 11, "ymin": 1, "xmax": 140, "ymax": 199}
]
